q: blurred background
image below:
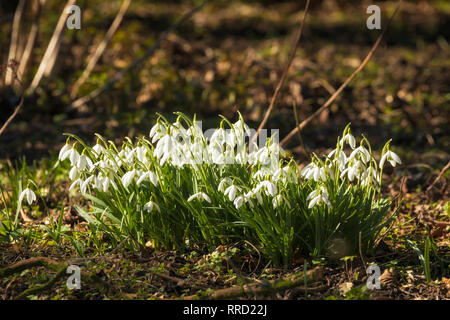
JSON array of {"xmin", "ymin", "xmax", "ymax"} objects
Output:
[{"xmin": 0, "ymin": 0, "xmax": 448, "ymax": 168}]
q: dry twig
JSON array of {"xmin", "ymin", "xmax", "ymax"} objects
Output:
[
  {"xmin": 70, "ymin": 0, "xmax": 131, "ymax": 98},
  {"xmin": 280, "ymin": 0, "xmax": 403, "ymax": 147},
  {"xmin": 251, "ymin": 0, "xmax": 310, "ymax": 144}
]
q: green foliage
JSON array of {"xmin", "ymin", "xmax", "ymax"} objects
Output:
[{"xmin": 57, "ymin": 113, "xmax": 399, "ymax": 266}]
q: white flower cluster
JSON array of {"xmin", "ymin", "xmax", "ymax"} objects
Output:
[
  {"xmin": 57, "ymin": 117, "xmax": 401, "ymax": 216},
  {"xmin": 300, "ymin": 126, "xmax": 401, "ymax": 209},
  {"xmin": 58, "ymin": 115, "xmax": 296, "ymax": 213}
]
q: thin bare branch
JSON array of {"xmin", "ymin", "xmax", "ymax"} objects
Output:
[
  {"xmin": 28, "ymin": 0, "xmax": 76, "ymax": 94},
  {"xmin": 251, "ymin": 0, "xmax": 310, "ymax": 145},
  {"xmin": 0, "ymin": 62, "xmax": 25, "ymax": 136},
  {"xmin": 70, "ymin": 0, "xmax": 131, "ymax": 98},
  {"xmin": 68, "ymin": 1, "xmax": 207, "ymax": 110},
  {"xmin": 280, "ymin": 0, "xmax": 403, "ymax": 147},
  {"xmin": 17, "ymin": 0, "xmax": 46, "ymax": 88},
  {"xmin": 426, "ymin": 160, "xmax": 450, "ymax": 192},
  {"xmin": 5, "ymin": 0, "xmax": 26, "ymax": 86}
]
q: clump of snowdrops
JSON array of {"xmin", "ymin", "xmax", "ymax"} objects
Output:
[{"xmin": 56, "ymin": 112, "xmax": 401, "ymax": 266}]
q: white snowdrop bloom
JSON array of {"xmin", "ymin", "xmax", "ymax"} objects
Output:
[
  {"xmin": 92, "ymin": 143, "xmax": 105, "ymax": 157},
  {"xmin": 233, "ymin": 196, "xmax": 244, "ymax": 209},
  {"xmin": 148, "ymin": 171, "xmax": 158, "ymax": 187},
  {"xmin": 329, "ymin": 149, "xmax": 347, "ymax": 170},
  {"xmin": 102, "ymin": 177, "xmax": 111, "ymax": 192},
  {"xmin": 69, "ymin": 148, "xmax": 80, "ymax": 166},
  {"xmin": 86, "ymin": 157, "xmax": 95, "ymax": 172},
  {"xmin": 235, "ymin": 152, "xmax": 246, "ymax": 165},
  {"xmin": 300, "ymin": 163, "xmax": 315, "ymax": 180},
  {"xmin": 19, "ymin": 188, "xmax": 36, "ymax": 205},
  {"xmin": 144, "ymin": 201, "xmax": 161, "ymax": 213},
  {"xmin": 80, "ymin": 175, "xmax": 94, "ymax": 195},
  {"xmin": 93, "ymin": 175, "xmax": 103, "ymax": 190},
  {"xmin": 281, "ymin": 166, "xmax": 297, "ymax": 182},
  {"xmin": 224, "ymin": 185, "xmax": 240, "ymax": 202},
  {"xmin": 340, "ymin": 133, "xmax": 356, "ymax": 149},
  {"xmin": 149, "ymin": 123, "xmax": 166, "ymax": 143},
  {"xmin": 224, "ymin": 130, "xmax": 237, "ymax": 149},
  {"xmin": 136, "ymin": 172, "xmax": 148, "ymax": 186},
  {"xmin": 121, "ymin": 169, "xmax": 136, "ymax": 188},
  {"xmin": 77, "ymin": 155, "xmax": 88, "ymax": 170},
  {"xmin": 307, "ymin": 187, "xmax": 331, "ymax": 209},
  {"xmin": 340, "ymin": 160, "xmax": 364, "ymax": 182},
  {"xmin": 218, "ymin": 178, "xmax": 232, "ymax": 192},
  {"xmin": 69, "ymin": 178, "xmax": 82, "ymax": 192},
  {"xmin": 252, "ymin": 170, "xmax": 266, "ymax": 181},
  {"xmin": 349, "ymin": 146, "xmax": 371, "ymax": 164},
  {"xmin": 159, "ymin": 152, "xmax": 170, "ymax": 166},
  {"xmin": 256, "ymin": 148, "xmax": 270, "ymax": 165},
  {"xmin": 269, "ymin": 142, "xmax": 286, "ymax": 159},
  {"xmin": 58, "ymin": 144, "xmax": 72, "ymax": 161},
  {"xmin": 380, "ymin": 150, "xmax": 402, "ymax": 168},
  {"xmin": 135, "ymin": 146, "xmax": 147, "ymax": 163},
  {"xmin": 69, "ymin": 166, "xmax": 79, "ymax": 180},
  {"xmin": 233, "ymin": 119, "xmax": 251, "ymax": 138},
  {"xmin": 257, "ymin": 181, "xmax": 277, "ymax": 197},
  {"xmin": 187, "ymin": 192, "xmax": 211, "ymax": 203},
  {"xmin": 247, "ymin": 190, "xmax": 263, "ymax": 206},
  {"xmin": 272, "ymin": 168, "xmax": 284, "ymax": 182},
  {"xmin": 210, "ymin": 128, "xmax": 225, "ymax": 145},
  {"xmin": 301, "ymin": 163, "xmax": 321, "ymax": 182},
  {"xmin": 136, "ymin": 171, "xmax": 159, "ymax": 186},
  {"xmin": 361, "ymin": 166, "xmax": 378, "ymax": 186}
]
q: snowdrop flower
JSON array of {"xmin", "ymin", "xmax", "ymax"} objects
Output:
[
  {"xmin": 361, "ymin": 166, "xmax": 378, "ymax": 186},
  {"xmin": 69, "ymin": 148, "xmax": 80, "ymax": 166},
  {"xmin": 349, "ymin": 146, "xmax": 371, "ymax": 164},
  {"xmin": 80, "ymin": 176, "xmax": 94, "ymax": 195},
  {"xmin": 69, "ymin": 166, "xmax": 79, "ymax": 180},
  {"xmin": 340, "ymin": 160, "xmax": 364, "ymax": 182},
  {"xmin": 121, "ymin": 169, "xmax": 136, "ymax": 188},
  {"xmin": 144, "ymin": 201, "xmax": 161, "ymax": 213},
  {"xmin": 136, "ymin": 171, "xmax": 158, "ymax": 187},
  {"xmin": 328, "ymin": 149, "xmax": 347, "ymax": 170},
  {"xmin": 301, "ymin": 163, "xmax": 322, "ymax": 182},
  {"xmin": 340, "ymin": 133, "xmax": 356, "ymax": 149},
  {"xmin": 307, "ymin": 187, "xmax": 331, "ymax": 209},
  {"xmin": 58, "ymin": 144, "xmax": 72, "ymax": 161},
  {"xmin": 19, "ymin": 188, "xmax": 36, "ymax": 205},
  {"xmin": 101, "ymin": 176, "xmax": 112, "ymax": 192},
  {"xmin": 224, "ymin": 185, "xmax": 240, "ymax": 201},
  {"xmin": 187, "ymin": 192, "xmax": 211, "ymax": 203},
  {"xmin": 218, "ymin": 178, "xmax": 232, "ymax": 192},
  {"xmin": 92, "ymin": 143, "xmax": 105, "ymax": 157},
  {"xmin": 233, "ymin": 196, "xmax": 244, "ymax": 209},
  {"xmin": 149, "ymin": 122, "xmax": 166, "ymax": 143},
  {"xmin": 69, "ymin": 178, "xmax": 82, "ymax": 192},
  {"xmin": 77, "ymin": 155, "xmax": 88, "ymax": 171},
  {"xmin": 380, "ymin": 150, "xmax": 402, "ymax": 168},
  {"xmin": 246, "ymin": 190, "xmax": 263, "ymax": 206},
  {"xmin": 256, "ymin": 181, "xmax": 277, "ymax": 196}
]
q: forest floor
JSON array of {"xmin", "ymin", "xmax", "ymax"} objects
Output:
[{"xmin": 0, "ymin": 0, "xmax": 448, "ymax": 299}]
